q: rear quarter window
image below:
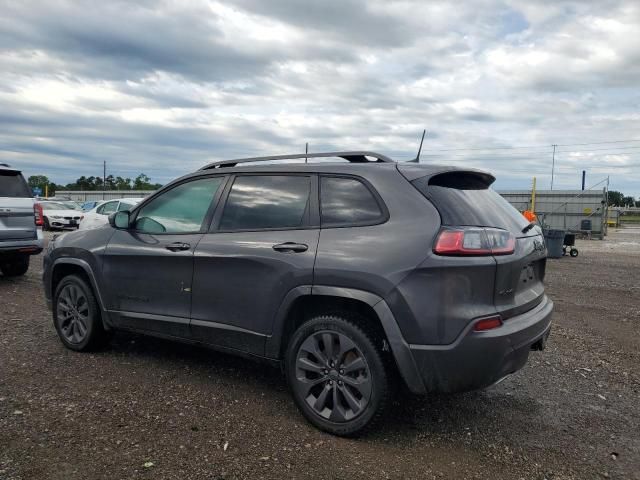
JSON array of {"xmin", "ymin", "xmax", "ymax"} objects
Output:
[
  {"xmin": 412, "ymin": 173, "xmax": 529, "ymax": 232},
  {"xmin": 0, "ymin": 171, "xmax": 32, "ymax": 198},
  {"xmin": 320, "ymin": 176, "xmax": 385, "ymax": 227}
]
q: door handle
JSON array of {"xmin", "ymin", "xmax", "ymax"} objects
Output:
[
  {"xmin": 165, "ymin": 242, "xmax": 191, "ymax": 252},
  {"xmin": 272, "ymin": 242, "xmax": 308, "ymax": 253}
]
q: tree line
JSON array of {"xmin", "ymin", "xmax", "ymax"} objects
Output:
[
  {"xmin": 27, "ymin": 173, "xmax": 162, "ymax": 195},
  {"xmin": 607, "ymin": 190, "xmax": 639, "ymax": 207}
]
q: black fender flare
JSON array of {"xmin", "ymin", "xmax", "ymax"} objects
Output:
[
  {"xmin": 267, "ymin": 285, "xmax": 426, "ymax": 394},
  {"xmin": 50, "ymin": 258, "xmax": 111, "ymax": 325}
]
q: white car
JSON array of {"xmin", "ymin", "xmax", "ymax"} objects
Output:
[
  {"xmin": 36, "ymin": 201, "xmax": 83, "ymax": 230},
  {"xmin": 78, "ymin": 197, "xmax": 144, "ymax": 230}
]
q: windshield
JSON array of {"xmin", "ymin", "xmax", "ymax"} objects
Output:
[{"xmin": 41, "ymin": 202, "xmax": 75, "ymax": 210}]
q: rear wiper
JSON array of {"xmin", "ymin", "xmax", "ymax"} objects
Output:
[{"xmin": 522, "ymin": 222, "xmax": 536, "ymax": 234}]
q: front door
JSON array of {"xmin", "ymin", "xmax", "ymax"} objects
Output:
[
  {"xmin": 102, "ymin": 175, "xmax": 227, "ymax": 336},
  {"xmin": 191, "ymin": 174, "xmax": 319, "ymax": 354}
]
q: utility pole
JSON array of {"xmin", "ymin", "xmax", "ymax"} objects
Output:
[
  {"xmin": 550, "ymin": 144, "xmax": 557, "ymax": 190},
  {"xmin": 103, "ymin": 160, "xmax": 106, "ymax": 200}
]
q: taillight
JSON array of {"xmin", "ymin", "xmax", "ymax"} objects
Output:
[
  {"xmin": 34, "ymin": 203, "xmax": 43, "ymax": 226},
  {"xmin": 473, "ymin": 315, "xmax": 503, "ymax": 331},
  {"xmin": 434, "ymin": 227, "xmax": 515, "ymax": 256}
]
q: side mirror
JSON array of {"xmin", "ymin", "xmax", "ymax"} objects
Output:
[{"xmin": 109, "ymin": 211, "xmax": 130, "ymax": 229}]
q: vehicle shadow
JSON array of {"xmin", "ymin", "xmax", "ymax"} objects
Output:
[{"xmin": 100, "ymin": 330, "xmax": 540, "ymax": 439}]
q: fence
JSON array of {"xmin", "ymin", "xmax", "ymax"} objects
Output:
[
  {"xmin": 59, "ymin": 190, "xmax": 155, "ymax": 201},
  {"xmin": 498, "ymin": 189, "xmax": 608, "ymax": 238}
]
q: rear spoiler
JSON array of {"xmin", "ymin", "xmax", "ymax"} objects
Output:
[{"xmin": 397, "ymin": 163, "xmax": 495, "ymax": 187}]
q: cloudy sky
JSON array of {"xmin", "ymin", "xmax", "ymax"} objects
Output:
[{"xmin": 1, "ymin": 0, "xmax": 639, "ymax": 195}]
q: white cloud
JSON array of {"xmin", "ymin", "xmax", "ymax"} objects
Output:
[{"xmin": 0, "ymin": 0, "xmax": 638, "ymax": 196}]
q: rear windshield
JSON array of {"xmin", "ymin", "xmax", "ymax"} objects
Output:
[
  {"xmin": 412, "ymin": 174, "xmax": 529, "ymax": 233},
  {"xmin": 0, "ymin": 170, "xmax": 32, "ymax": 198}
]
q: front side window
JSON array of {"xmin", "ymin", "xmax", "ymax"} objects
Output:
[
  {"xmin": 135, "ymin": 177, "xmax": 224, "ymax": 234},
  {"xmin": 97, "ymin": 201, "xmax": 118, "ymax": 215},
  {"xmin": 219, "ymin": 175, "xmax": 311, "ymax": 231},
  {"xmin": 320, "ymin": 176, "xmax": 383, "ymax": 226}
]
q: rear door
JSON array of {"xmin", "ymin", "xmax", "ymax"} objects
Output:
[
  {"xmin": 0, "ymin": 169, "xmax": 36, "ymax": 241},
  {"xmin": 191, "ymin": 174, "xmax": 319, "ymax": 354},
  {"xmin": 410, "ymin": 171, "xmax": 547, "ymax": 319}
]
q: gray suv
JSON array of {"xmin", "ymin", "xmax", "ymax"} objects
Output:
[
  {"xmin": 0, "ymin": 163, "xmax": 43, "ymax": 276},
  {"xmin": 43, "ymin": 152, "xmax": 553, "ymax": 436}
]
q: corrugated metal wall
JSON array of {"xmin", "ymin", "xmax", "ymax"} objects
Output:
[
  {"xmin": 61, "ymin": 190, "xmax": 154, "ymax": 201},
  {"xmin": 498, "ymin": 189, "xmax": 608, "ymax": 237}
]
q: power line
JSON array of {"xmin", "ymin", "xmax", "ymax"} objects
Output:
[{"xmin": 420, "ymin": 138, "xmax": 640, "ymax": 154}]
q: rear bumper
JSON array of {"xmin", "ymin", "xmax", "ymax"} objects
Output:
[
  {"xmin": 0, "ymin": 230, "xmax": 44, "ymax": 256},
  {"xmin": 408, "ymin": 295, "xmax": 553, "ymax": 393}
]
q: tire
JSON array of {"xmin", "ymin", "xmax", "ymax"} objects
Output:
[
  {"xmin": 0, "ymin": 255, "xmax": 30, "ymax": 277},
  {"xmin": 43, "ymin": 217, "xmax": 50, "ymax": 231},
  {"xmin": 285, "ymin": 314, "xmax": 391, "ymax": 437},
  {"xmin": 53, "ymin": 274, "xmax": 111, "ymax": 351},
  {"xmin": 570, "ymin": 248, "xmax": 579, "ymax": 257}
]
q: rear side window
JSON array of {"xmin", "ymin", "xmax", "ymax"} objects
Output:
[
  {"xmin": 219, "ymin": 175, "xmax": 310, "ymax": 231},
  {"xmin": 0, "ymin": 171, "xmax": 31, "ymax": 198},
  {"xmin": 412, "ymin": 173, "xmax": 529, "ymax": 232},
  {"xmin": 320, "ymin": 176, "xmax": 383, "ymax": 226}
]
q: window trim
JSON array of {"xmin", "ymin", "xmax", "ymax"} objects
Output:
[
  {"xmin": 128, "ymin": 174, "xmax": 229, "ymax": 235},
  {"xmin": 319, "ymin": 174, "xmax": 389, "ymax": 229},
  {"xmin": 210, "ymin": 173, "xmax": 319, "ymax": 233}
]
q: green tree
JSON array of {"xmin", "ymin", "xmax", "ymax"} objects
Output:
[
  {"xmin": 607, "ymin": 190, "xmax": 625, "ymax": 206},
  {"xmin": 27, "ymin": 175, "xmax": 50, "ymax": 189}
]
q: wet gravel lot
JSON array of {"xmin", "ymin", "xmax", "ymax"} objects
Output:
[{"xmin": 1, "ymin": 228, "xmax": 639, "ymax": 480}]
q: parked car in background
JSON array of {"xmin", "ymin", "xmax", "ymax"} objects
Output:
[
  {"xmin": 43, "ymin": 151, "xmax": 553, "ymax": 436},
  {"xmin": 78, "ymin": 198, "xmax": 144, "ymax": 230},
  {"xmin": 0, "ymin": 163, "xmax": 43, "ymax": 276},
  {"xmin": 81, "ymin": 200, "xmax": 102, "ymax": 211},
  {"xmin": 36, "ymin": 201, "xmax": 82, "ymax": 230}
]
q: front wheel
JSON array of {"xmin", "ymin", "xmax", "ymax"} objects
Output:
[
  {"xmin": 285, "ymin": 314, "xmax": 391, "ymax": 436},
  {"xmin": 53, "ymin": 275, "xmax": 111, "ymax": 351},
  {"xmin": 570, "ymin": 248, "xmax": 579, "ymax": 257}
]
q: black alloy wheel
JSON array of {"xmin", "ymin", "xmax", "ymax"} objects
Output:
[
  {"xmin": 53, "ymin": 275, "xmax": 110, "ymax": 351},
  {"xmin": 286, "ymin": 314, "xmax": 391, "ymax": 436}
]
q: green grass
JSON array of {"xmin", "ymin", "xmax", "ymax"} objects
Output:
[{"xmin": 620, "ymin": 215, "xmax": 640, "ymax": 224}]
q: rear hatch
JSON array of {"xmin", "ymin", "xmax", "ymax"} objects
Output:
[
  {"xmin": 408, "ymin": 169, "xmax": 547, "ymax": 319},
  {"xmin": 0, "ymin": 168, "xmax": 37, "ymax": 241}
]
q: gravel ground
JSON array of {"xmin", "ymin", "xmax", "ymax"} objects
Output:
[{"xmin": 1, "ymin": 228, "xmax": 639, "ymax": 480}]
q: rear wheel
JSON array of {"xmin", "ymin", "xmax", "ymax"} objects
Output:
[
  {"xmin": 53, "ymin": 275, "xmax": 111, "ymax": 351},
  {"xmin": 285, "ymin": 314, "xmax": 391, "ymax": 436},
  {"xmin": 0, "ymin": 255, "xmax": 29, "ymax": 277},
  {"xmin": 570, "ymin": 248, "xmax": 579, "ymax": 257}
]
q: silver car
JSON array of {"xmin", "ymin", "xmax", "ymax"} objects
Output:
[{"xmin": 0, "ymin": 163, "xmax": 43, "ymax": 276}]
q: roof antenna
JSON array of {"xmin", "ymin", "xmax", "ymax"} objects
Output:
[
  {"xmin": 410, "ymin": 129, "xmax": 426, "ymax": 163},
  {"xmin": 305, "ymin": 142, "xmax": 308, "ymax": 164}
]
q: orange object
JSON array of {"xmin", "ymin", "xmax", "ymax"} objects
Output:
[{"xmin": 523, "ymin": 210, "xmax": 537, "ymax": 222}]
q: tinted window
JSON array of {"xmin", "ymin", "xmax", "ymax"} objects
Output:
[
  {"xmin": 320, "ymin": 177, "xmax": 383, "ymax": 226},
  {"xmin": 135, "ymin": 177, "xmax": 224, "ymax": 234},
  {"xmin": 220, "ymin": 175, "xmax": 310, "ymax": 231},
  {"xmin": 97, "ymin": 201, "xmax": 118, "ymax": 215},
  {"xmin": 412, "ymin": 175, "xmax": 529, "ymax": 232},
  {"xmin": 0, "ymin": 171, "xmax": 31, "ymax": 198}
]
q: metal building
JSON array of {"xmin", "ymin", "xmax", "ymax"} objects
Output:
[{"xmin": 499, "ymin": 189, "xmax": 608, "ymax": 239}]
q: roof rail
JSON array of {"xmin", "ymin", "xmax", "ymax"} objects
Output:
[{"xmin": 199, "ymin": 151, "xmax": 395, "ymax": 170}]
